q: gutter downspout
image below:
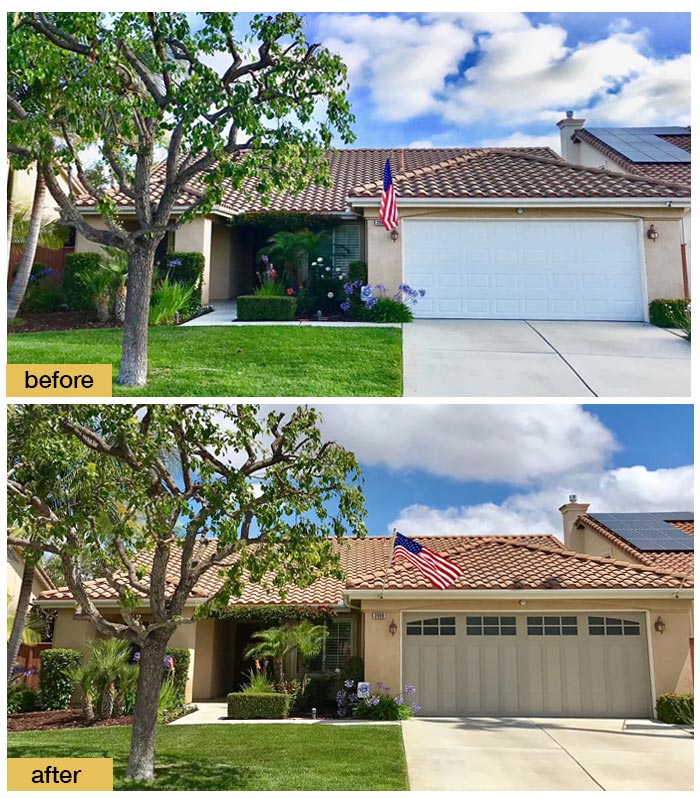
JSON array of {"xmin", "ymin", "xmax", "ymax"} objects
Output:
[{"xmin": 680, "ymin": 215, "xmax": 690, "ymax": 298}]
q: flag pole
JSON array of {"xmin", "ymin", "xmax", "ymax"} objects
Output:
[{"xmin": 382, "ymin": 528, "xmax": 398, "ymax": 600}]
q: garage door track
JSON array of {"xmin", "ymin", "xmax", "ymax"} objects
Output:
[
  {"xmin": 403, "ymin": 320, "xmax": 690, "ymax": 397},
  {"xmin": 402, "ymin": 717, "xmax": 693, "ymax": 791}
]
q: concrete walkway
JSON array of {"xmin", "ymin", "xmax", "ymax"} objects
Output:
[
  {"xmin": 181, "ymin": 300, "xmax": 399, "ymax": 328},
  {"xmin": 170, "ymin": 700, "xmax": 397, "ymax": 726},
  {"xmin": 403, "ymin": 320, "xmax": 690, "ymax": 397},
  {"xmin": 401, "ymin": 717, "xmax": 693, "ymax": 791}
]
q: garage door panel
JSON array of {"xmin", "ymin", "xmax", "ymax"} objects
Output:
[
  {"xmin": 403, "ymin": 612, "xmax": 651, "ymax": 717},
  {"xmin": 404, "ymin": 220, "xmax": 644, "ymax": 321}
]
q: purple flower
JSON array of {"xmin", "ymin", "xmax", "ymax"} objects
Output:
[
  {"xmin": 411, "ymin": 703, "xmax": 421, "ymax": 712},
  {"xmin": 261, "ymin": 255, "xmax": 269, "ymax": 265},
  {"xmin": 394, "ymin": 695, "xmax": 404, "ymax": 705},
  {"xmin": 336, "ymin": 690, "xmax": 346, "ymax": 705},
  {"xmin": 368, "ymin": 696, "xmax": 380, "ymax": 707},
  {"xmin": 419, "ymin": 289, "xmax": 426, "ymax": 297},
  {"xmin": 133, "ymin": 651, "xmax": 141, "ymax": 661},
  {"xmin": 340, "ymin": 301, "xmax": 350, "ymax": 313},
  {"xmin": 344, "ymin": 679, "xmax": 355, "ymax": 689},
  {"xmin": 366, "ymin": 297, "xmax": 378, "ymax": 310},
  {"xmin": 404, "ymin": 684, "xmax": 416, "ymax": 696}
]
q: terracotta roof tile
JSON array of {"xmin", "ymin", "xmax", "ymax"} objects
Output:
[
  {"xmin": 73, "ymin": 144, "xmax": 686, "ymax": 216},
  {"xmin": 573, "ymin": 129, "xmax": 691, "ymax": 186},
  {"xmin": 36, "ymin": 533, "xmax": 689, "ymax": 605}
]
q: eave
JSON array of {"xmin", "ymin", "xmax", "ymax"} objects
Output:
[
  {"xmin": 347, "ymin": 196, "xmax": 691, "ymax": 209},
  {"xmin": 343, "ymin": 588, "xmax": 693, "ymax": 601}
]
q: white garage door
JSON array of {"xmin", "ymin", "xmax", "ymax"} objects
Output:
[
  {"xmin": 402, "ymin": 613, "xmax": 652, "ymax": 717},
  {"xmin": 403, "ymin": 219, "xmax": 645, "ymax": 320}
]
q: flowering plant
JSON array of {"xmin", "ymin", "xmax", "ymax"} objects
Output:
[
  {"xmin": 338, "ymin": 680, "xmax": 421, "ymax": 720},
  {"xmin": 254, "ymin": 257, "xmax": 285, "ymax": 297},
  {"xmin": 340, "ymin": 281, "xmax": 426, "ymax": 321}
]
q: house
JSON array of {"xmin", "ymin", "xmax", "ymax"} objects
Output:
[
  {"xmin": 7, "ymin": 547, "xmax": 55, "ymax": 609},
  {"xmin": 557, "ymin": 115, "xmax": 691, "ymax": 296},
  {"xmin": 36, "ymin": 500, "xmax": 693, "ymax": 719},
  {"xmin": 72, "ymin": 143, "xmax": 691, "ymax": 322}
]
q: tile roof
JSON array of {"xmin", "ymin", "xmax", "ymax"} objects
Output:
[
  {"xmin": 72, "ymin": 144, "xmax": 687, "ymax": 217},
  {"xmin": 573, "ymin": 129, "xmax": 691, "ymax": 186},
  {"xmin": 578, "ymin": 514, "xmax": 694, "ymax": 575},
  {"xmin": 36, "ymin": 533, "xmax": 690, "ymax": 606}
]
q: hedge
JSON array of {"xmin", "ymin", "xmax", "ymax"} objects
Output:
[
  {"xmin": 656, "ymin": 693, "xmax": 694, "ymax": 725},
  {"xmin": 63, "ymin": 253, "xmax": 102, "ymax": 310},
  {"xmin": 649, "ymin": 298, "xmax": 690, "ymax": 328},
  {"xmin": 348, "ymin": 260, "xmax": 368, "ymax": 283},
  {"xmin": 40, "ymin": 648, "xmax": 82, "ymax": 709},
  {"xmin": 157, "ymin": 252, "xmax": 206, "ymax": 311},
  {"xmin": 237, "ymin": 295, "xmax": 297, "ymax": 321},
  {"xmin": 227, "ymin": 692, "xmax": 291, "ymax": 719},
  {"xmin": 166, "ymin": 648, "xmax": 191, "ymax": 706}
]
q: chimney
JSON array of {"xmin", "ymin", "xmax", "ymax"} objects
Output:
[
  {"xmin": 556, "ymin": 110, "xmax": 585, "ymax": 163},
  {"xmin": 559, "ymin": 496, "xmax": 590, "ymax": 551}
]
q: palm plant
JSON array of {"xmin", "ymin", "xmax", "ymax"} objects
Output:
[
  {"xmin": 83, "ymin": 638, "xmax": 135, "ymax": 720},
  {"xmin": 291, "ymin": 621, "xmax": 329, "ymax": 686},
  {"xmin": 6, "ymin": 600, "xmax": 48, "ymax": 646},
  {"xmin": 259, "ymin": 229, "xmax": 329, "ymax": 285},
  {"xmin": 100, "ymin": 246, "xmax": 129, "ymax": 323},
  {"xmin": 245, "ymin": 626, "xmax": 295, "ymax": 684},
  {"xmin": 63, "ymin": 664, "xmax": 96, "ymax": 724}
]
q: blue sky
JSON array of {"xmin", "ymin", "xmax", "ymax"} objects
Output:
[
  {"xmin": 212, "ymin": 12, "xmax": 690, "ymax": 153},
  {"xmin": 304, "ymin": 404, "xmax": 693, "ymax": 539}
]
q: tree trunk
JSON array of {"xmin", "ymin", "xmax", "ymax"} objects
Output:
[
  {"xmin": 81, "ymin": 691, "xmax": 95, "ymax": 724},
  {"xmin": 273, "ymin": 656, "xmax": 285, "ymax": 685},
  {"xmin": 7, "ymin": 557, "xmax": 36, "ymax": 684},
  {"xmin": 116, "ymin": 244, "xmax": 158, "ymax": 387},
  {"xmin": 7, "ymin": 170, "xmax": 46, "ymax": 320},
  {"xmin": 7, "ymin": 169, "xmax": 15, "ymax": 267},
  {"xmin": 124, "ymin": 635, "xmax": 169, "ymax": 781},
  {"xmin": 98, "ymin": 683, "xmax": 115, "ymax": 720}
]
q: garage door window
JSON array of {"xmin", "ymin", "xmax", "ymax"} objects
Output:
[
  {"xmin": 527, "ymin": 616, "xmax": 578, "ymax": 636},
  {"xmin": 588, "ymin": 616, "xmax": 641, "ymax": 636},
  {"xmin": 406, "ymin": 617, "xmax": 456, "ymax": 636},
  {"xmin": 466, "ymin": 616, "xmax": 517, "ymax": 636}
]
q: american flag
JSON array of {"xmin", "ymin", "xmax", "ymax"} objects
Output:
[
  {"xmin": 391, "ymin": 532, "xmax": 463, "ymax": 590},
  {"xmin": 379, "ymin": 157, "xmax": 398, "ymax": 231}
]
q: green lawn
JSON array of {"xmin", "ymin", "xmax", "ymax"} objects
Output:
[
  {"xmin": 7, "ymin": 723, "xmax": 408, "ymax": 791},
  {"xmin": 7, "ymin": 325, "xmax": 402, "ymax": 396}
]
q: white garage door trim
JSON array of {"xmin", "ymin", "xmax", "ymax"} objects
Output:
[
  {"xmin": 400, "ymin": 609, "xmax": 655, "ymax": 718},
  {"xmin": 401, "ymin": 217, "xmax": 648, "ymax": 321}
]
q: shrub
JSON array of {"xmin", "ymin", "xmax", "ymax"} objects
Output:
[
  {"xmin": 656, "ymin": 693, "xmax": 694, "ymax": 725},
  {"xmin": 293, "ymin": 674, "xmax": 335, "ymax": 714},
  {"xmin": 341, "ymin": 681, "xmax": 420, "ymax": 721},
  {"xmin": 227, "ymin": 692, "xmax": 291, "ymax": 719},
  {"xmin": 157, "ymin": 252, "xmax": 205, "ymax": 311},
  {"xmin": 348, "ymin": 260, "xmax": 368, "ymax": 283},
  {"xmin": 237, "ymin": 295, "xmax": 297, "ymax": 321},
  {"xmin": 341, "ymin": 656, "xmax": 364, "ymax": 683},
  {"xmin": 63, "ymin": 253, "xmax": 102, "ymax": 310},
  {"xmin": 302, "ymin": 257, "xmax": 343, "ymax": 315},
  {"xmin": 649, "ymin": 298, "xmax": 690, "ymax": 327},
  {"xmin": 8, "ymin": 685, "xmax": 40, "ymax": 714},
  {"xmin": 22, "ymin": 283, "xmax": 66, "ymax": 313},
  {"xmin": 40, "ymin": 648, "xmax": 82, "ymax": 709},
  {"xmin": 360, "ymin": 297, "xmax": 413, "ymax": 323},
  {"xmin": 165, "ymin": 648, "xmax": 190, "ymax": 707},
  {"xmin": 149, "ymin": 275, "xmax": 194, "ymax": 325},
  {"xmin": 158, "ymin": 678, "xmax": 183, "ymax": 721},
  {"xmin": 242, "ymin": 669, "xmax": 276, "ymax": 694}
]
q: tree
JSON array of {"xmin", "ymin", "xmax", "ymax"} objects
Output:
[
  {"xmin": 245, "ymin": 626, "xmax": 295, "ymax": 684},
  {"xmin": 6, "ymin": 544, "xmax": 40, "ymax": 685},
  {"xmin": 7, "ymin": 404, "xmax": 366, "ymax": 781},
  {"xmin": 7, "ymin": 13, "xmax": 355, "ymax": 386}
]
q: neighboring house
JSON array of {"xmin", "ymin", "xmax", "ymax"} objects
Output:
[
  {"xmin": 72, "ymin": 144, "xmax": 690, "ymax": 322},
  {"xmin": 7, "ymin": 547, "xmax": 55, "ymax": 609},
  {"xmin": 36, "ymin": 502, "xmax": 693, "ymax": 718},
  {"xmin": 557, "ymin": 115, "xmax": 691, "ymax": 296}
]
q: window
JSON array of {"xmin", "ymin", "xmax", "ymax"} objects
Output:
[
  {"xmin": 527, "ymin": 616, "xmax": 578, "ymax": 636},
  {"xmin": 588, "ymin": 616, "xmax": 641, "ymax": 636},
  {"xmin": 331, "ymin": 224, "xmax": 361, "ymax": 278},
  {"xmin": 406, "ymin": 617, "xmax": 456, "ymax": 636},
  {"xmin": 466, "ymin": 616, "xmax": 517, "ymax": 636},
  {"xmin": 307, "ymin": 620, "xmax": 352, "ymax": 672}
]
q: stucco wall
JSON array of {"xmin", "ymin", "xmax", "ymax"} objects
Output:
[
  {"xmin": 52, "ymin": 608, "xmax": 98, "ymax": 662},
  {"xmin": 169, "ymin": 611, "xmax": 197, "ymax": 704},
  {"xmin": 360, "ymin": 597, "xmax": 693, "ymax": 712},
  {"xmin": 175, "ymin": 217, "xmax": 212, "ymax": 305},
  {"xmin": 209, "ymin": 221, "xmax": 233, "ymax": 301},
  {"xmin": 7, "ymin": 551, "xmax": 49, "ymax": 607},
  {"xmin": 364, "ymin": 205, "xmax": 689, "ymax": 308}
]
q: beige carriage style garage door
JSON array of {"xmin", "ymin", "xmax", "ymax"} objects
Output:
[
  {"xmin": 402, "ymin": 612, "xmax": 652, "ymax": 717},
  {"xmin": 403, "ymin": 219, "xmax": 645, "ymax": 321}
]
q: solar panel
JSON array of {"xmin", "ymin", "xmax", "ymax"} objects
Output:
[
  {"xmin": 589, "ymin": 512, "xmax": 694, "ymax": 552},
  {"xmin": 587, "ymin": 128, "xmax": 691, "ymax": 164}
]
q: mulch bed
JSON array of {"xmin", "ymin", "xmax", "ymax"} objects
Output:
[
  {"xmin": 8, "ymin": 709, "xmax": 134, "ymax": 732},
  {"xmin": 8, "ymin": 311, "xmax": 119, "ymax": 334}
]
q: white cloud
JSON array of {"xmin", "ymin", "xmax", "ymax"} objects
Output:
[
  {"xmin": 315, "ymin": 13, "xmax": 689, "ymax": 132},
  {"xmin": 316, "ymin": 404, "xmax": 616, "ymax": 484},
  {"xmin": 391, "ymin": 464, "xmax": 694, "ymax": 539}
]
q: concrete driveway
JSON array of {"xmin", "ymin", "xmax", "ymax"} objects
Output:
[
  {"xmin": 403, "ymin": 320, "xmax": 690, "ymax": 397},
  {"xmin": 402, "ymin": 717, "xmax": 693, "ymax": 791}
]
